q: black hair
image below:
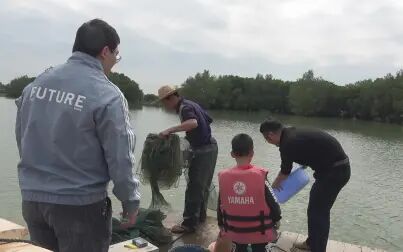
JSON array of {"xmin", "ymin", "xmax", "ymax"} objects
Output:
[
  {"xmin": 232, "ymin": 134, "xmax": 254, "ymax": 157},
  {"xmin": 72, "ymin": 19, "xmax": 120, "ymax": 57},
  {"xmin": 259, "ymin": 118, "xmax": 284, "ymax": 134}
]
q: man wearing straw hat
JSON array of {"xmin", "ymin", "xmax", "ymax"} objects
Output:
[{"xmin": 158, "ymin": 85, "xmax": 218, "ymax": 233}]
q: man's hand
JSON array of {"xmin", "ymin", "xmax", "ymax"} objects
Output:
[
  {"xmin": 272, "ymin": 173, "xmax": 288, "ymax": 190},
  {"xmin": 159, "ymin": 129, "xmax": 171, "ymax": 138},
  {"xmin": 159, "ymin": 120, "xmax": 197, "ymax": 138},
  {"xmin": 120, "ymin": 209, "xmax": 139, "ymax": 229}
]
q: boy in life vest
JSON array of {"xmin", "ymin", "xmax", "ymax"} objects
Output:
[{"xmin": 212, "ymin": 133, "xmax": 281, "ymax": 252}]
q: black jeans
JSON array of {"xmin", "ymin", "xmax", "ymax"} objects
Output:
[
  {"xmin": 307, "ymin": 164, "xmax": 351, "ymax": 252},
  {"xmin": 182, "ymin": 140, "xmax": 218, "ymax": 228},
  {"xmin": 22, "ymin": 198, "xmax": 112, "ymax": 252},
  {"xmin": 233, "ymin": 243, "xmax": 268, "ymax": 252}
]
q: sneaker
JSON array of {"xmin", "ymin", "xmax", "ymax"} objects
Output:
[
  {"xmin": 171, "ymin": 224, "xmax": 196, "ymax": 234},
  {"xmin": 293, "ymin": 241, "xmax": 311, "ymax": 251}
]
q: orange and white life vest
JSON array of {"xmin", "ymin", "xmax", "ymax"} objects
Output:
[{"xmin": 218, "ymin": 164, "xmax": 276, "ymax": 244}]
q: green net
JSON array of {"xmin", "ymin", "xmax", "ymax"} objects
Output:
[
  {"xmin": 111, "ymin": 208, "xmax": 172, "ymax": 245},
  {"xmin": 138, "ymin": 133, "xmax": 184, "ymax": 209}
]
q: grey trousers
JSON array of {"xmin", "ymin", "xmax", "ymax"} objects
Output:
[
  {"xmin": 22, "ymin": 198, "xmax": 112, "ymax": 252},
  {"xmin": 182, "ymin": 140, "xmax": 218, "ymax": 228}
]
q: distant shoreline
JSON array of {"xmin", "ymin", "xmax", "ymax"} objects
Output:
[{"xmin": 142, "ymin": 103, "xmax": 403, "ymax": 126}]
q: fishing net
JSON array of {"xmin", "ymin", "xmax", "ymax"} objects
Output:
[
  {"xmin": 138, "ymin": 133, "xmax": 184, "ymax": 209},
  {"xmin": 138, "ymin": 133, "xmax": 218, "ymax": 211},
  {"xmin": 111, "ymin": 208, "xmax": 172, "ymax": 245}
]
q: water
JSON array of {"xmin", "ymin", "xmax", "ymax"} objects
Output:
[{"xmin": 1, "ymin": 97, "xmax": 402, "ymax": 251}]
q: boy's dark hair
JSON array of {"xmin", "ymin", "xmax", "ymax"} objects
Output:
[
  {"xmin": 73, "ymin": 19, "xmax": 120, "ymax": 57},
  {"xmin": 259, "ymin": 118, "xmax": 284, "ymax": 134},
  {"xmin": 232, "ymin": 134, "xmax": 254, "ymax": 157}
]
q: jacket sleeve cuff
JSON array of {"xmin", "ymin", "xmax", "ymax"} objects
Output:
[{"xmin": 122, "ymin": 200, "xmax": 140, "ymax": 214}]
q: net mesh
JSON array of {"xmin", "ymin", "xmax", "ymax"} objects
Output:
[{"xmin": 138, "ymin": 133, "xmax": 184, "ymax": 209}]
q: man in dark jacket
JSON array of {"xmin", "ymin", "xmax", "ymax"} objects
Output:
[{"xmin": 260, "ymin": 118, "xmax": 350, "ymax": 252}]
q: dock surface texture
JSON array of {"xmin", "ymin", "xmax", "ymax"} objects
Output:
[
  {"xmin": 161, "ymin": 214, "xmax": 387, "ymax": 252},
  {"xmin": 0, "ymin": 217, "xmax": 387, "ymax": 252}
]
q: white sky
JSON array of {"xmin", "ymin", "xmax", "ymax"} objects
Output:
[{"xmin": 1, "ymin": 0, "xmax": 403, "ymax": 93}]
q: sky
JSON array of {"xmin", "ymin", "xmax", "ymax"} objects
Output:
[{"xmin": 1, "ymin": 0, "xmax": 403, "ymax": 94}]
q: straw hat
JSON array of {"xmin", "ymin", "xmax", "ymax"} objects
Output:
[{"xmin": 158, "ymin": 85, "xmax": 178, "ymax": 100}]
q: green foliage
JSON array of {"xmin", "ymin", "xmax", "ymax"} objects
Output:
[
  {"xmin": 3, "ymin": 72, "xmax": 144, "ymax": 108},
  {"xmin": 180, "ymin": 70, "xmax": 290, "ymax": 113},
  {"xmin": 0, "ymin": 82, "xmax": 6, "ymax": 94},
  {"xmin": 3, "ymin": 68, "xmax": 403, "ymax": 124},
  {"xmin": 180, "ymin": 69, "xmax": 403, "ymax": 124},
  {"xmin": 350, "ymin": 73, "xmax": 403, "ymax": 123},
  {"xmin": 5, "ymin": 75, "xmax": 36, "ymax": 98},
  {"xmin": 143, "ymin": 94, "xmax": 159, "ymax": 105},
  {"xmin": 289, "ymin": 70, "xmax": 343, "ymax": 117},
  {"xmin": 108, "ymin": 72, "xmax": 143, "ymax": 108}
]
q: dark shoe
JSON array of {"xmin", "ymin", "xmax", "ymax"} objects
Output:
[
  {"xmin": 293, "ymin": 240, "xmax": 311, "ymax": 251},
  {"xmin": 171, "ymin": 224, "xmax": 196, "ymax": 234}
]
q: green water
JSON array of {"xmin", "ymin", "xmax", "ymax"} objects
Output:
[{"xmin": 1, "ymin": 97, "xmax": 402, "ymax": 251}]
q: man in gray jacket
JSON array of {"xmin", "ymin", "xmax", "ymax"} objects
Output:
[{"xmin": 15, "ymin": 19, "xmax": 140, "ymax": 252}]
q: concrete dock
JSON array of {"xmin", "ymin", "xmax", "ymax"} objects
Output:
[{"xmin": 161, "ymin": 215, "xmax": 386, "ymax": 252}]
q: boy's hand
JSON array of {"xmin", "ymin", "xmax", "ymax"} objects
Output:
[{"xmin": 120, "ymin": 209, "xmax": 138, "ymax": 229}]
